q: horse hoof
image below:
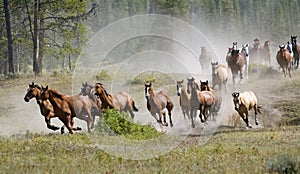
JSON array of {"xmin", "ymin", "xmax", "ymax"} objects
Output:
[
  {"xmin": 192, "ymin": 124, "xmax": 195, "ymax": 128},
  {"xmin": 61, "ymin": 127, "xmax": 65, "ymax": 134},
  {"xmin": 53, "ymin": 126, "xmax": 60, "ymax": 131},
  {"xmin": 164, "ymin": 123, "xmax": 168, "ymax": 127},
  {"xmin": 77, "ymin": 127, "xmax": 82, "ymax": 130},
  {"xmin": 255, "ymin": 122, "xmax": 259, "ymax": 125}
]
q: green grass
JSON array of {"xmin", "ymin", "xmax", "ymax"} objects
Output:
[{"xmin": 0, "ymin": 127, "xmax": 299, "ymax": 173}]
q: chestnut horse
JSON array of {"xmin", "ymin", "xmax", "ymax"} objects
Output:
[
  {"xmin": 260, "ymin": 40, "xmax": 271, "ymax": 66},
  {"xmin": 291, "ymin": 35, "xmax": 300, "ymax": 69},
  {"xmin": 211, "ymin": 61, "xmax": 228, "ymax": 92},
  {"xmin": 176, "ymin": 80, "xmax": 190, "ymax": 121},
  {"xmin": 232, "ymin": 91, "xmax": 261, "ymax": 128},
  {"xmin": 276, "ymin": 45, "xmax": 292, "ymax": 77},
  {"xmin": 94, "ymin": 83, "xmax": 138, "ymax": 119},
  {"xmin": 200, "ymin": 80, "xmax": 222, "ymax": 120},
  {"xmin": 40, "ymin": 86, "xmax": 96, "ymax": 134},
  {"xmin": 144, "ymin": 82, "xmax": 174, "ymax": 127},
  {"xmin": 227, "ymin": 49, "xmax": 244, "ymax": 85},
  {"xmin": 186, "ymin": 78, "xmax": 215, "ymax": 128},
  {"xmin": 24, "ymin": 82, "xmax": 60, "ymax": 131}
]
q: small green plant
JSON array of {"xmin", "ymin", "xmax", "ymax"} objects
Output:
[{"xmin": 94, "ymin": 109, "xmax": 162, "ymax": 140}]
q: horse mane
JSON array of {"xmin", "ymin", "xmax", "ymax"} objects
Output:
[{"xmin": 49, "ymin": 88, "xmax": 66, "ymax": 99}]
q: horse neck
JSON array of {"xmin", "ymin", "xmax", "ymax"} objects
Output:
[
  {"xmin": 47, "ymin": 89, "xmax": 65, "ymax": 108},
  {"xmin": 99, "ymin": 89, "xmax": 114, "ymax": 108},
  {"xmin": 180, "ymin": 85, "xmax": 189, "ymax": 99}
]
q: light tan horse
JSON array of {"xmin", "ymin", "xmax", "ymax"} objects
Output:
[
  {"xmin": 144, "ymin": 82, "xmax": 174, "ymax": 127},
  {"xmin": 211, "ymin": 61, "xmax": 228, "ymax": 93},
  {"xmin": 232, "ymin": 91, "xmax": 261, "ymax": 128},
  {"xmin": 276, "ymin": 45, "xmax": 292, "ymax": 77},
  {"xmin": 40, "ymin": 86, "xmax": 95, "ymax": 134},
  {"xmin": 176, "ymin": 80, "xmax": 190, "ymax": 121},
  {"xmin": 94, "ymin": 83, "xmax": 138, "ymax": 119},
  {"xmin": 186, "ymin": 77, "xmax": 215, "ymax": 128},
  {"xmin": 199, "ymin": 46, "xmax": 212, "ymax": 72},
  {"xmin": 24, "ymin": 82, "xmax": 60, "ymax": 131},
  {"xmin": 200, "ymin": 80, "xmax": 222, "ymax": 121}
]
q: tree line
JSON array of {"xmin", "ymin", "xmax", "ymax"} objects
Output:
[{"xmin": 0, "ymin": 0, "xmax": 299, "ymax": 77}]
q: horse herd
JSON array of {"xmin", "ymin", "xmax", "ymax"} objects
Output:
[{"xmin": 23, "ymin": 74, "xmax": 261, "ymax": 134}]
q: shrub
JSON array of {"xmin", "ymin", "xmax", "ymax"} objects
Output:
[
  {"xmin": 266, "ymin": 154, "xmax": 300, "ymax": 173},
  {"xmin": 95, "ymin": 70, "xmax": 112, "ymax": 81},
  {"xmin": 94, "ymin": 109, "xmax": 162, "ymax": 140}
]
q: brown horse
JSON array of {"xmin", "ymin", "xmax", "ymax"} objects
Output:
[
  {"xmin": 259, "ymin": 40, "xmax": 271, "ymax": 66},
  {"xmin": 249, "ymin": 39, "xmax": 261, "ymax": 63},
  {"xmin": 291, "ymin": 35, "xmax": 300, "ymax": 69},
  {"xmin": 200, "ymin": 80, "xmax": 222, "ymax": 120},
  {"xmin": 176, "ymin": 80, "xmax": 190, "ymax": 121},
  {"xmin": 144, "ymin": 82, "xmax": 174, "ymax": 127},
  {"xmin": 40, "ymin": 86, "xmax": 95, "ymax": 134},
  {"xmin": 186, "ymin": 78, "xmax": 215, "ymax": 128},
  {"xmin": 80, "ymin": 82, "xmax": 102, "ymax": 113},
  {"xmin": 232, "ymin": 91, "xmax": 261, "ymax": 128},
  {"xmin": 24, "ymin": 82, "xmax": 60, "ymax": 131},
  {"xmin": 227, "ymin": 49, "xmax": 244, "ymax": 85},
  {"xmin": 211, "ymin": 61, "xmax": 228, "ymax": 93},
  {"xmin": 276, "ymin": 45, "xmax": 292, "ymax": 77},
  {"xmin": 94, "ymin": 83, "xmax": 138, "ymax": 119},
  {"xmin": 199, "ymin": 46, "xmax": 212, "ymax": 72}
]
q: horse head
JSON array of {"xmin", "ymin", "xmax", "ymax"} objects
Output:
[
  {"xmin": 232, "ymin": 92, "xmax": 240, "ymax": 111},
  {"xmin": 186, "ymin": 77, "xmax": 198, "ymax": 94},
  {"xmin": 241, "ymin": 44, "xmax": 249, "ymax": 56},
  {"xmin": 40, "ymin": 85, "xmax": 50, "ymax": 101},
  {"xmin": 144, "ymin": 82, "xmax": 152, "ymax": 99},
  {"xmin": 200, "ymin": 80, "xmax": 209, "ymax": 91},
  {"xmin": 232, "ymin": 42, "xmax": 238, "ymax": 50},
  {"xmin": 176, "ymin": 80, "xmax": 184, "ymax": 96},
  {"xmin": 24, "ymin": 82, "xmax": 42, "ymax": 102},
  {"xmin": 80, "ymin": 82, "xmax": 93, "ymax": 96},
  {"xmin": 94, "ymin": 83, "xmax": 106, "ymax": 98},
  {"xmin": 211, "ymin": 61, "xmax": 219, "ymax": 75}
]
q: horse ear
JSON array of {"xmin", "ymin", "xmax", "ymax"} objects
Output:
[
  {"xmin": 206, "ymin": 80, "xmax": 208, "ymax": 84},
  {"xmin": 181, "ymin": 79, "xmax": 184, "ymax": 83}
]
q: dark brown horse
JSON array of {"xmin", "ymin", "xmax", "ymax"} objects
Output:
[
  {"xmin": 186, "ymin": 78, "xmax": 215, "ymax": 128},
  {"xmin": 291, "ymin": 35, "xmax": 300, "ymax": 69},
  {"xmin": 40, "ymin": 86, "xmax": 96, "ymax": 134},
  {"xmin": 176, "ymin": 80, "xmax": 190, "ymax": 121},
  {"xmin": 199, "ymin": 46, "xmax": 212, "ymax": 72},
  {"xmin": 249, "ymin": 39, "xmax": 261, "ymax": 63},
  {"xmin": 24, "ymin": 82, "xmax": 60, "ymax": 131},
  {"xmin": 226, "ymin": 49, "xmax": 244, "ymax": 85},
  {"xmin": 259, "ymin": 40, "xmax": 272, "ymax": 66},
  {"xmin": 94, "ymin": 83, "xmax": 138, "ymax": 119},
  {"xmin": 200, "ymin": 80, "xmax": 222, "ymax": 120},
  {"xmin": 144, "ymin": 82, "xmax": 174, "ymax": 127},
  {"xmin": 276, "ymin": 45, "xmax": 292, "ymax": 77}
]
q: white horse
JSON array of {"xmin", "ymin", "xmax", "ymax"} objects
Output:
[{"xmin": 241, "ymin": 44, "xmax": 249, "ymax": 80}]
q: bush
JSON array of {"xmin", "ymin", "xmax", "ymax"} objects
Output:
[
  {"xmin": 266, "ymin": 154, "xmax": 300, "ymax": 173},
  {"xmin": 94, "ymin": 109, "xmax": 162, "ymax": 140},
  {"xmin": 95, "ymin": 70, "xmax": 112, "ymax": 81}
]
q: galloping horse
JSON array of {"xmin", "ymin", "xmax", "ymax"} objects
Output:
[
  {"xmin": 291, "ymin": 36, "xmax": 300, "ymax": 69},
  {"xmin": 249, "ymin": 39, "xmax": 261, "ymax": 63},
  {"xmin": 176, "ymin": 80, "xmax": 190, "ymax": 121},
  {"xmin": 94, "ymin": 83, "xmax": 138, "ymax": 119},
  {"xmin": 276, "ymin": 45, "xmax": 292, "ymax": 77},
  {"xmin": 241, "ymin": 44, "xmax": 250, "ymax": 79},
  {"xmin": 232, "ymin": 91, "xmax": 261, "ymax": 128},
  {"xmin": 199, "ymin": 46, "xmax": 212, "ymax": 72},
  {"xmin": 40, "ymin": 86, "xmax": 95, "ymax": 134},
  {"xmin": 24, "ymin": 82, "xmax": 60, "ymax": 131},
  {"xmin": 186, "ymin": 78, "xmax": 215, "ymax": 128},
  {"xmin": 80, "ymin": 82, "xmax": 102, "ymax": 112},
  {"xmin": 200, "ymin": 80, "xmax": 222, "ymax": 121},
  {"xmin": 144, "ymin": 83, "xmax": 174, "ymax": 127},
  {"xmin": 260, "ymin": 40, "xmax": 271, "ymax": 66},
  {"xmin": 227, "ymin": 49, "xmax": 244, "ymax": 85},
  {"xmin": 211, "ymin": 61, "xmax": 228, "ymax": 92}
]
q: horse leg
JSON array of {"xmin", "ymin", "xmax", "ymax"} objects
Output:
[
  {"xmin": 190, "ymin": 108, "xmax": 195, "ymax": 128},
  {"xmin": 239, "ymin": 111, "xmax": 251, "ymax": 128},
  {"xmin": 199, "ymin": 104, "xmax": 205, "ymax": 123},
  {"xmin": 44, "ymin": 115, "xmax": 59, "ymax": 131},
  {"xmin": 161, "ymin": 111, "xmax": 168, "ymax": 126},
  {"xmin": 168, "ymin": 109, "xmax": 173, "ymax": 127},
  {"xmin": 59, "ymin": 116, "xmax": 74, "ymax": 134}
]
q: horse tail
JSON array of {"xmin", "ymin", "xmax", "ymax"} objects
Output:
[
  {"xmin": 132, "ymin": 100, "xmax": 139, "ymax": 112},
  {"xmin": 257, "ymin": 105, "xmax": 262, "ymax": 114}
]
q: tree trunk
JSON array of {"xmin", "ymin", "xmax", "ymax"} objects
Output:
[
  {"xmin": 33, "ymin": 0, "xmax": 40, "ymax": 76},
  {"xmin": 38, "ymin": 4, "xmax": 44, "ymax": 75},
  {"xmin": 149, "ymin": 0, "xmax": 156, "ymax": 14},
  {"xmin": 3, "ymin": 0, "xmax": 14, "ymax": 74}
]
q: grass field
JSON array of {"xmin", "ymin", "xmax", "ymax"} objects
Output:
[{"xmin": 0, "ymin": 66, "xmax": 300, "ymax": 173}]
